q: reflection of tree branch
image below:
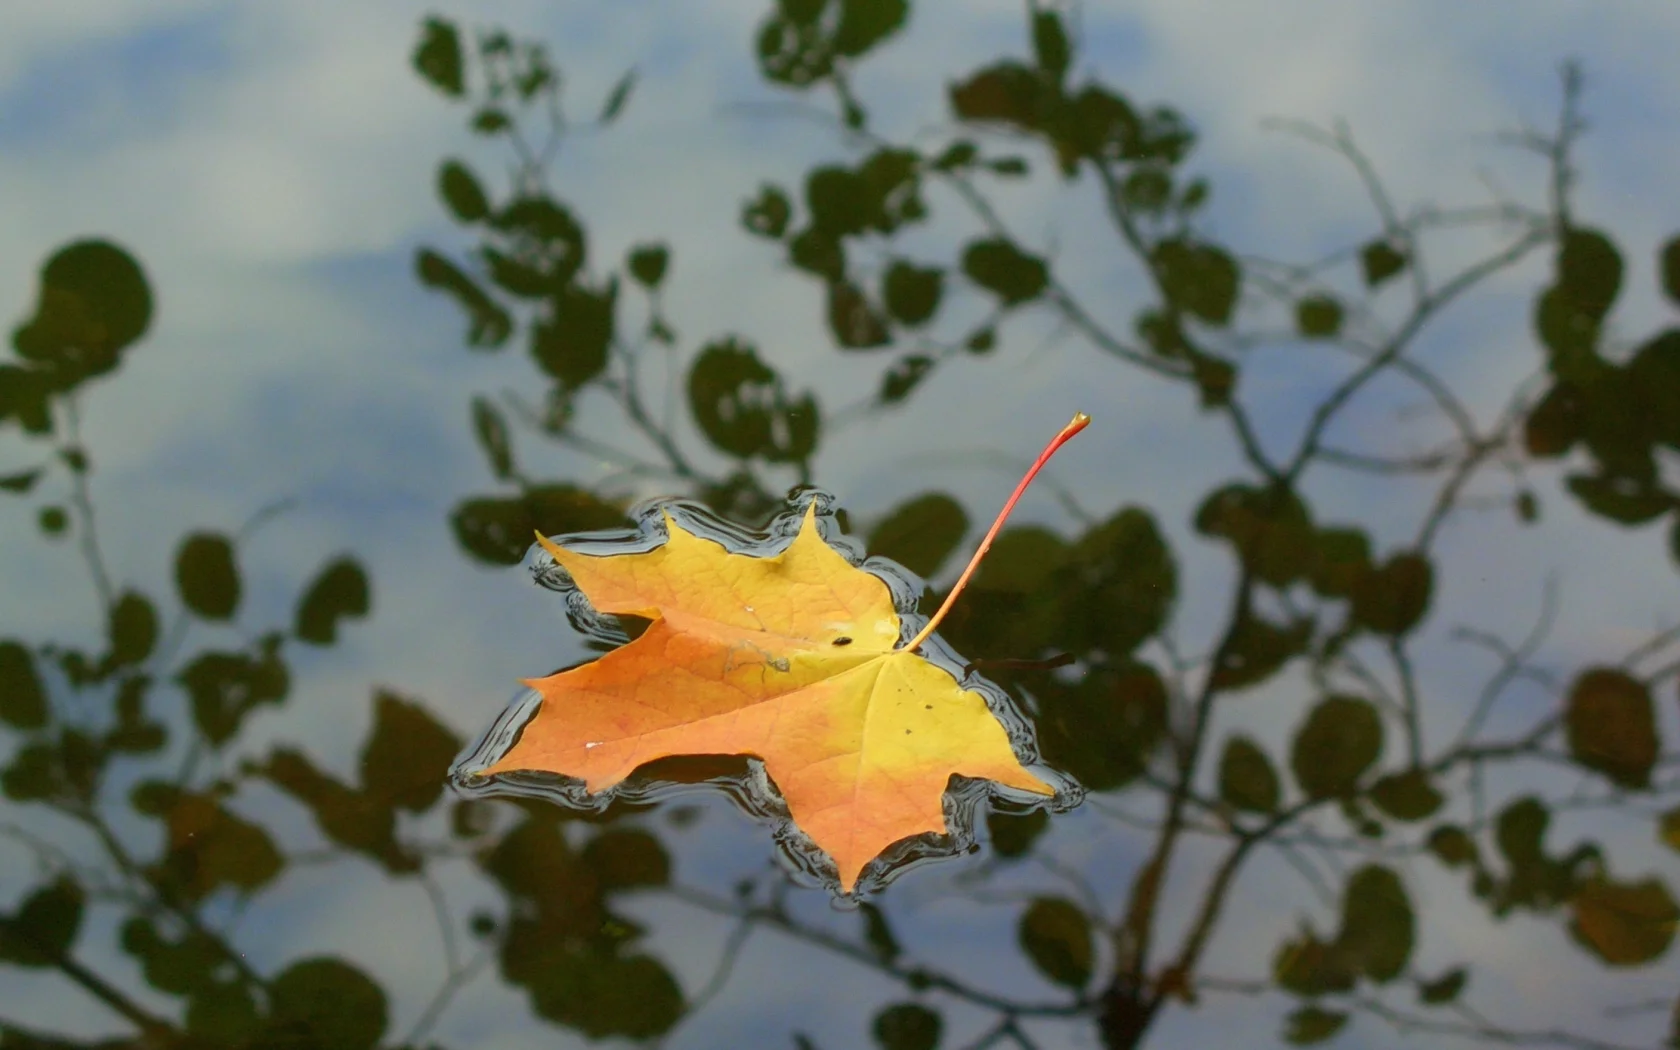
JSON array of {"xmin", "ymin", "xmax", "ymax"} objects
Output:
[
  {"xmin": 1346, "ymin": 990, "xmax": 1650, "ymax": 1050},
  {"xmin": 61, "ymin": 395, "xmax": 114, "ymax": 610},
  {"xmin": 0, "ymin": 929, "xmax": 177, "ymax": 1042},
  {"xmin": 666, "ymin": 883, "xmax": 1091, "ymax": 1019},
  {"xmin": 402, "ymin": 943, "xmax": 495, "ymax": 1048}
]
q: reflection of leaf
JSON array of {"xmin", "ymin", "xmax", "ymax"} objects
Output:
[
  {"xmin": 1209, "ymin": 612, "xmax": 1311, "ymax": 691},
  {"xmin": 1360, "ymin": 241, "xmax": 1406, "ymax": 288},
  {"xmin": 451, "ymin": 486, "xmax": 629, "ymax": 565},
  {"xmin": 1283, "ymin": 1006, "xmax": 1347, "ymax": 1045},
  {"xmin": 437, "ymin": 158, "xmax": 491, "ymax": 223},
  {"xmin": 1152, "ymin": 238, "xmax": 1239, "ymax": 326},
  {"xmin": 0, "ymin": 641, "xmax": 47, "ymax": 730},
  {"xmin": 108, "ymin": 590, "xmax": 159, "ymax": 667},
  {"xmin": 582, "ymin": 829, "xmax": 670, "ymax": 890},
  {"xmin": 414, "ymin": 249, "xmax": 513, "ymax": 348},
  {"xmin": 1338, "ymin": 865, "xmax": 1414, "ymax": 982},
  {"xmin": 531, "ymin": 282, "xmax": 616, "ymax": 389},
  {"xmin": 882, "ymin": 260, "xmax": 943, "ymax": 326},
  {"xmin": 868, "ymin": 492, "xmax": 968, "ymax": 579},
  {"xmin": 1565, "ymin": 667, "xmax": 1659, "ymax": 789},
  {"xmin": 361, "ymin": 691, "xmax": 461, "ymax": 812},
  {"xmin": 268, "ymin": 958, "xmax": 388, "ymax": 1050},
  {"xmin": 1219, "ymin": 735, "xmax": 1280, "ymax": 813},
  {"xmin": 962, "ymin": 238, "xmax": 1049, "ymax": 306},
  {"xmin": 1057, "ymin": 506, "xmax": 1175, "ymax": 656},
  {"xmin": 480, "ymin": 506, "xmax": 1054, "ymax": 890},
  {"xmin": 688, "ymin": 338, "xmax": 820, "ymax": 461},
  {"xmin": 0, "ymin": 879, "xmax": 83, "ymax": 967},
  {"xmin": 1555, "ymin": 229, "xmax": 1623, "ymax": 322},
  {"xmin": 159, "ymin": 793, "xmax": 284, "ymax": 899},
  {"xmin": 1295, "ymin": 295, "xmax": 1343, "ymax": 338},
  {"xmin": 880, "ymin": 354, "xmax": 935, "ymax": 403},
  {"xmin": 177, "ymin": 639, "xmax": 289, "ymax": 745},
  {"xmin": 12, "ymin": 240, "xmax": 153, "ymax": 385},
  {"xmin": 627, "ymin": 242, "xmax": 669, "ymax": 288},
  {"xmin": 1417, "ymin": 967, "xmax": 1467, "ymax": 1005},
  {"xmin": 1570, "ymin": 876, "xmax": 1678, "ymax": 966},
  {"xmin": 412, "ymin": 17, "xmax": 465, "ymax": 98},
  {"xmin": 1034, "ymin": 661, "xmax": 1167, "ymax": 792},
  {"xmin": 987, "ymin": 807, "xmax": 1049, "ymax": 858},
  {"xmin": 742, "ymin": 184, "xmax": 793, "ymax": 239},
  {"xmin": 873, "ymin": 1001, "xmax": 941, "ymax": 1050},
  {"xmin": 1369, "ymin": 769, "xmax": 1444, "ymax": 822},
  {"xmin": 1291, "ymin": 695, "xmax": 1381, "ymax": 799},
  {"xmin": 175, "ymin": 532, "xmax": 241, "ymax": 621},
  {"xmin": 1350, "ymin": 552, "xmax": 1432, "ymax": 636},
  {"xmin": 472, "ymin": 395, "xmax": 515, "ymax": 479},
  {"xmin": 1660, "ymin": 807, "xmax": 1680, "ymax": 853},
  {"xmin": 598, "ymin": 68, "xmax": 637, "ymax": 123},
  {"xmin": 827, "ymin": 279, "xmax": 892, "ymax": 348},
  {"xmin": 1018, "ymin": 897, "xmax": 1093, "ymax": 988},
  {"xmin": 295, "ymin": 558, "xmax": 371, "ymax": 646}
]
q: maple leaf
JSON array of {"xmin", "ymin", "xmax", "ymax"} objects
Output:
[{"xmin": 480, "ymin": 415, "xmax": 1089, "ymax": 891}]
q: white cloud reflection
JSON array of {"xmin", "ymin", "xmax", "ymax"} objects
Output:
[{"xmin": 1, "ymin": 1, "xmax": 1677, "ymax": 1046}]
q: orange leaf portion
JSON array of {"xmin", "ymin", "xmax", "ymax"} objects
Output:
[{"xmin": 484, "ymin": 504, "xmax": 1054, "ymax": 890}]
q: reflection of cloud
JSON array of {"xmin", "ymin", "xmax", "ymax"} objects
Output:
[{"xmin": 1, "ymin": 1, "xmax": 1677, "ymax": 1045}]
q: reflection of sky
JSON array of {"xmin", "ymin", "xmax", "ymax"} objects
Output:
[{"xmin": 2, "ymin": 2, "xmax": 1678, "ymax": 1046}]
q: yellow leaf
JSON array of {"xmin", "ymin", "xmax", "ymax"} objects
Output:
[{"xmin": 482, "ymin": 504, "xmax": 1054, "ymax": 891}]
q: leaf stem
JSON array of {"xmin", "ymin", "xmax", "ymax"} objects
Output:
[{"xmin": 901, "ymin": 413, "xmax": 1089, "ymax": 653}]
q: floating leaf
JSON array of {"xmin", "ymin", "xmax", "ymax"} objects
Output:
[{"xmin": 476, "ymin": 503, "xmax": 1056, "ymax": 890}]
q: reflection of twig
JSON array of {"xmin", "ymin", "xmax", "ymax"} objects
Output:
[
  {"xmin": 419, "ymin": 870, "xmax": 461, "ymax": 976},
  {"xmin": 665, "ymin": 917, "xmax": 755, "ymax": 1042},
  {"xmin": 61, "ymin": 396, "xmax": 114, "ymax": 610},
  {"xmin": 1452, "ymin": 576, "xmax": 1559, "ymax": 749},
  {"xmin": 402, "ymin": 944, "xmax": 495, "ymax": 1047},
  {"xmin": 1347, "ymin": 990, "xmax": 1647, "ymax": 1050},
  {"xmin": 665, "ymin": 883, "xmax": 1090, "ymax": 1018}
]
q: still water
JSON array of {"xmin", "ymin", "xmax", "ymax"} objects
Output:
[{"xmin": 2, "ymin": 3, "xmax": 1678, "ymax": 1048}]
